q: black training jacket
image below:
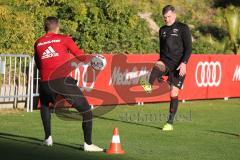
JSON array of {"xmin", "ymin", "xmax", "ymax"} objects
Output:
[{"xmin": 159, "ymin": 21, "xmax": 192, "ymax": 70}]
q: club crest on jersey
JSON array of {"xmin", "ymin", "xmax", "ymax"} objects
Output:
[{"xmin": 173, "ymin": 29, "xmax": 179, "ymax": 33}]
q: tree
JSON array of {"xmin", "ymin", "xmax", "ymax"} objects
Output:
[{"xmin": 224, "ymin": 5, "xmax": 240, "ymax": 54}]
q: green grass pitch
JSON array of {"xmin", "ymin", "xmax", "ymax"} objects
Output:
[{"xmin": 0, "ymin": 99, "xmax": 239, "ymax": 160}]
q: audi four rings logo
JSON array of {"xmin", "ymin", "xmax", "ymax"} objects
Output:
[{"xmin": 195, "ymin": 61, "xmax": 222, "ymax": 87}]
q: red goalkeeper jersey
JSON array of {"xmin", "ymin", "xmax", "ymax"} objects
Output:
[{"xmin": 34, "ymin": 32, "xmax": 85, "ymax": 81}]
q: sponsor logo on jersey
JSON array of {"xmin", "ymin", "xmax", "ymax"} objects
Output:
[
  {"xmin": 37, "ymin": 39, "xmax": 61, "ymax": 47},
  {"xmin": 41, "ymin": 46, "xmax": 59, "ymax": 59}
]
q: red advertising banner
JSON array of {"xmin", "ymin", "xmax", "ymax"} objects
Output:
[{"xmin": 66, "ymin": 54, "xmax": 240, "ymax": 106}]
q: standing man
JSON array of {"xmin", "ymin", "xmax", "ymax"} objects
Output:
[
  {"xmin": 34, "ymin": 16, "xmax": 103, "ymax": 151},
  {"xmin": 141, "ymin": 5, "xmax": 192, "ymax": 131}
]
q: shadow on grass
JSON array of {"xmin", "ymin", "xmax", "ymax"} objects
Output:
[
  {"xmin": 208, "ymin": 130, "xmax": 240, "ymax": 138},
  {"xmin": 0, "ymin": 132, "xmax": 128, "ymax": 160},
  {"xmin": 95, "ymin": 116, "xmax": 163, "ymax": 130},
  {"xmin": 0, "ymin": 132, "xmax": 80, "ymax": 150}
]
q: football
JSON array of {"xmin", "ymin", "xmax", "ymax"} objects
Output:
[{"xmin": 91, "ymin": 54, "xmax": 107, "ymax": 71}]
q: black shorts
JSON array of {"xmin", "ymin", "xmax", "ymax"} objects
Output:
[
  {"xmin": 165, "ymin": 69, "xmax": 185, "ymax": 89},
  {"xmin": 158, "ymin": 60, "xmax": 185, "ymax": 89},
  {"xmin": 39, "ymin": 77, "xmax": 90, "ymax": 112}
]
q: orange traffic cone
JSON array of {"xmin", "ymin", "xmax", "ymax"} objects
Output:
[{"xmin": 106, "ymin": 128, "xmax": 125, "ymax": 154}]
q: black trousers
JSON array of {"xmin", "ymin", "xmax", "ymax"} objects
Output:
[{"xmin": 39, "ymin": 77, "xmax": 92, "ymax": 144}]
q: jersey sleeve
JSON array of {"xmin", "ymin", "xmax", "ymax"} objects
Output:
[
  {"xmin": 159, "ymin": 28, "xmax": 162, "ymax": 60},
  {"xmin": 34, "ymin": 41, "xmax": 41, "ymax": 70},
  {"xmin": 181, "ymin": 25, "xmax": 192, "ymax": 64},
  {"xmin": 63, "ymin": 36, "xmax": 86, "ymax": 61}
]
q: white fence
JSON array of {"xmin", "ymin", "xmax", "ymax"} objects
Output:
[
  {"xmin": 0, "ymin": 54, "xmax": 39, "ymax": 112},
  {"xmin": 30, "ymin": 58, "xmax": 40, "ymax": 112},
  {"xmin": 0, "ymin": 54, "xmax": 88, "ymax": 112}
]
